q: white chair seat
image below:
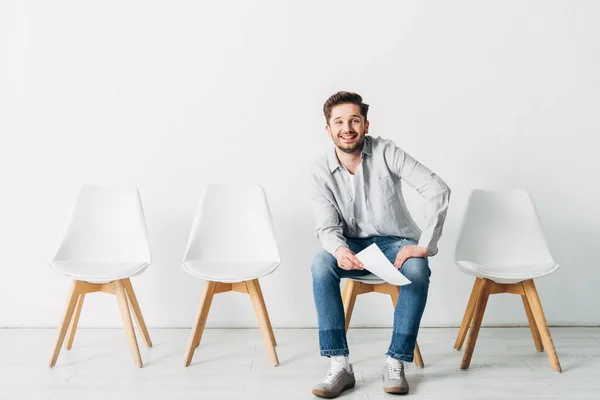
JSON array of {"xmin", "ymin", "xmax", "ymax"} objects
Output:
[
  {"xmin": 453, "ymin": 190, "xmax": 562, "ymax": 373},
  {"xmin": 182, "ymin": 260, "xmax": 279, "ymax": 283},
  {"xmin": 182, "ymin": 185, "xmax": 281, "ymax": 367},
  {"xmin": 48, "ymin": 186, "xmax": 153, "ymax": 368},
  {"xmin": 50, "ymin": 261, "xmax": 150, "ymax": 284},
  {"xmin": 349, "ymin": 273, "xmax": 386, "ymax": 284},
  {"xmin": 456, "ymin": 261, "xmax": 558, "ymax": 284}
]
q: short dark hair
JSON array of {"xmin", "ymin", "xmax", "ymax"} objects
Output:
[{"xmin": 323, "ymin": 91, "xmax": 369, "ymax": 125}]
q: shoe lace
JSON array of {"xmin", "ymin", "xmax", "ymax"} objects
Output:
[
  {"xmin": 322, "ymin": 364, "xmax": 345, "ymax": 384},
  {"xmin": 386, "ymin": 359, "xmax": 404, "ymax": 380}
]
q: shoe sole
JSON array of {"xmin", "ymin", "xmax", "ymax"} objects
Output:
[
  {"xmin": 383, "ymin": 386, "xmax": 409, "ymax": 394},
  {"xmin": 382, "ymin": 375, "xmax": 409, "ymax": 394},
  {"xmin": 312, "ymin": 381, "xmax": 356, "ymax": 398}
]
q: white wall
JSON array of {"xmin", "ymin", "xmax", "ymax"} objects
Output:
[{"xmin": 1, "ymin": 0, "xmax": 599, "ymax": 328}]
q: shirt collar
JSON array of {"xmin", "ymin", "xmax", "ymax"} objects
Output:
[{"xmin": 327, "ymin": 135, "xmax": 372, "ymax": 173}]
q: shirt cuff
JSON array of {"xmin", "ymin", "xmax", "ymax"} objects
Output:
[
  {"xmin": 322, "ymin": 236, "xmax": 348, "ymax": 258},
  {"xmin": 418, "ymin": 236, "xmax": 438, "ymax": 257}
]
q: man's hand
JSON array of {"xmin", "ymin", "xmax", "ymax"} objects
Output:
[
  {"xmin": 394, "ymin": 245, "xmax": 429, "ymax": 269},
  {"xmin": 335, "ymin": 246, "xmax": 364, "ymax": 271}
]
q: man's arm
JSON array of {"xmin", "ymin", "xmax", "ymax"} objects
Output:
[
  {"xmin": 385, "ymin": 142, "xmax": 451, "ymax": 256},
  {"xmin": 309, "ymin": 168, "xmax": 347, "ymax": 257}
]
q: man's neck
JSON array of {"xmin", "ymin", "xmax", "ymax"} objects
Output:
[{"xmin": 335, "ymin": 147, "xmax": 362, "ymax": 175}]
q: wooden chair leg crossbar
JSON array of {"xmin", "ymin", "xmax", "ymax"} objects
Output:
[
  {"xmin": 454, "ymin": 277, "xmax": 562, "ymax": 373},
  {"xmin": 341, "ymin": 280, "xmax": 425, "ymax": 368},
  {"xmin": 184, "ymin": 279, "xmax": 279, "ymax": 367},
  {"xmin": 49, "ymin": 278, "xmax": 152, "ymax": 368}
]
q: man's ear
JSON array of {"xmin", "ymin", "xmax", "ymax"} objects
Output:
[
  {"xmin": 365, "ymin": 120, "xmax": 370, "ymax": 134},
  {"xmin": 326, "ymin": 124, "xmax": 332, "ymax": 138}
]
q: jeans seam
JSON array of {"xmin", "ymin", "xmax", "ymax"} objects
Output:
[
  {"xmin": 385, "ymin": 351, "xmax": 414, "ymax": 362},
  {"xmin": 321, "ymin": 349, "xmax": 349, "ymax": 357}
]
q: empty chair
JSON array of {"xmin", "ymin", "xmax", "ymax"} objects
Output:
[
  {"xmin": 182, "ymin": 184, "xmax": 280, "ymax": 366},
  {"xmin": 49, "ymin": 185, "xmax": 153, "ymax": 368},
  {"xmin": 342, "ymin": 275, "xmax": 425, "ymax": 368},
  {"xmin": 454, "ymin": 189, "xmax": 561, "ymax": 372}
]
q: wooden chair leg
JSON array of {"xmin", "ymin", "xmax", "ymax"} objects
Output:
[
  {"xmin": 123, "ymin": 279, "xmax": 152, "ymax": 348},
  {"xmin": 65, "ymin": 293, "xmax": 85, "ymax": 350},
  {"xmin": 115, "ymin": 280, "xmax": 142, "ymax": 368},
  {"xmin": 341, "ymin": 279, "xmax": 351, "ymax": 304},
  {"xmin": 454, "ymin": 278, "xmax": 483, "ymax": 350},
  {"xmin": 413, "ymin": 341, "xmax": 424, "ymax": 369},
  {"xmin": 461, "ymin": 278, "xmax": 492, "ymax": 370},
  {"xmin": 521, "ymin": 280, "xmax": 562, "ymax": 373},
  {"xmin": 342, "ymin": 280, "xmax": 358, "ymax": 333},
  {"xmin": 49, "ymin": 281, "xmax": 81, "ymax": 367},
  {"xmin": 253, "ymin": 279, "xmax": 276, "ymax": 347},
  {"xmin": 185, "ymin": 280, "xmax": 217, "ymax": 366},
  {"xmin": 389, "ymin": 285, "xmax": 425, "ymax": 368},
  {"xmin": 246, "ymin": 279, "xmax": 279, "ymax": 366},
  {"xmin": 521, "ymin": 293, "xmax": 543, "ymax": 352}
]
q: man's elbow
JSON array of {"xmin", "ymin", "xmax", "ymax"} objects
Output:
[
  {"xmin": 434, "ymin": 176, "xmax": 451, "ymax": 200},
  {"xmin": 444, "ymin": 185, "xmax": 451, "ymax": 200}
]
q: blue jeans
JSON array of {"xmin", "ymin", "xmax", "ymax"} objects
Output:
[{"xmin": 311, "ymin": 236, "xmax": 431, "ymax": 362}]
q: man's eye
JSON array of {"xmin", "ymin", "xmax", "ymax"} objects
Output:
[
  {"xmin": 352, "ymin": 119, "xmax": 359, "ymax": 123},
  {"xmin": 335, "ymin": 121, "xmax": 342, "ymax": 125}
]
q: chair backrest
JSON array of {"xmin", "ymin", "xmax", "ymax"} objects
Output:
[
  {"xmin": 183, "ymin": 184, "xmax": 280, "ymax": 264},
  {"xmin": 455, "ymin": 189, "xmax": 555, "ymax": 266},
  {"xmin": 52, "ymin": 185, "xmax": 152, "ymax": 263}
]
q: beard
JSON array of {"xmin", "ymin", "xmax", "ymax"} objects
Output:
[{"xmin": 334, "ymin": 132, "xmax": 365, "ymax": 154}]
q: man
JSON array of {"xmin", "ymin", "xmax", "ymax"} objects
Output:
[{"xmin": 310, "ymin": 91, "xmax": 450, "ymax": 397}]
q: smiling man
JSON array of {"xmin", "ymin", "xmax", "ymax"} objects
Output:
[{"xmin": 310, "ymin": 91, "xmax": 451, "ymax": 397}]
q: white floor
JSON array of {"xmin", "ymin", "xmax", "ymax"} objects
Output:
[{"xmin": 1, "ymin": 327, "xmax": 599, "ymax": 399}]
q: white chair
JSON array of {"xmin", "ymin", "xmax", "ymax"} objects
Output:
[
  {"xmin": 182, "ymin": 184, "xmax": 280, "ymax": 366},
  {"xmin": 342, "ymin": 275, "xmax": 424, "ymax": 368},
  {"xmin": 453, "ymin": 189, "xmax": 561, "ymax": 372},
  {"xmin": 49, "ymin": 185, "xmax": 153, "ymax": 368}
]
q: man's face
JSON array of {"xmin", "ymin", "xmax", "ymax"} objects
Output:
[{"xmin": 326, "ymin": 103, "xmax": 369, "ymax": 154}]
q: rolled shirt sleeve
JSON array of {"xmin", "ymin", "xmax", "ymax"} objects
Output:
[
  {"xmin": 384, "ymin": 142, "xmax": 451, "ymax": 256},
  {"xmin": 309, "ymin": 167, "xmax": 347, "ymax": 256}
]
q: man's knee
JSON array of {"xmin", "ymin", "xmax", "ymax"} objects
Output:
[
  {"xmin": 311, "ymin": 250, "xmax": 338, "ymax": 280},
  {"xmin": 401, "ymin": 257, "xmax": 431, "ymax": 287}
]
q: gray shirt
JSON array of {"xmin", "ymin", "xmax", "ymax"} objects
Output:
[{"xmin": 310, "ymin": 135, "xmax": 451, "ymax": 257}]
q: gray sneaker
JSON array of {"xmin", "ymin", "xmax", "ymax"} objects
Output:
[
  {"xmin": 312, "ymin": 363, "xmax": 356, "ymax": 398},
  {"xmin": 382, "ymin": 356, "xmax": 409, "ymax": 394}
]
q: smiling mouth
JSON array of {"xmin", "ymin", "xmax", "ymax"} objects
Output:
[{"xmin": 339, "ymin": 133, "xmax": 358, "ymax": 141}]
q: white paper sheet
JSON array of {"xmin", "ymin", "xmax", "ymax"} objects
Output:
[{"xmin": 354, "ymin": 243, "xmax": 412, "ymax": 286}]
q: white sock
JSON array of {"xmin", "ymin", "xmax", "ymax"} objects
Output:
[
  {"xmin": 331, "ymin": 355, "xmax": 351, "ymax": 372},
  {"xmin": 385, "ymin": 355, "xmax": 403, "ymax": 367}
]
